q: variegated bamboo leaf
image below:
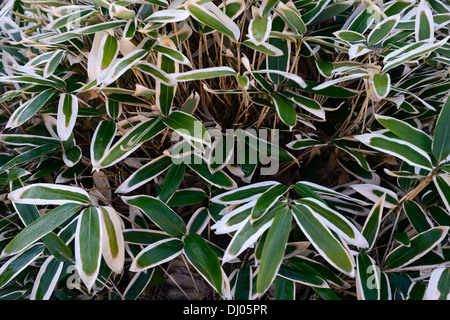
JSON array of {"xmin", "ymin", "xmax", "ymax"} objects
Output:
[
  {"xmin": 354, "ymin": 132, "xmax": 433, "ymax": 171},
  {"xmin": 425, "ymin": 267, "xmax": 450, "ymax": 300},
  {"xmin": 100, "ymin": 206, "xmax": 125, "ymax": 274},
  {"xmin": 75, "ymin": 207, "xmax": 103, "ymax": 292},
  {"xmin": 362, "ymin": 194, "xmax": 385, "ymax": 251},
  {"xmin": 1, "ymin": 203, "xmax": 82, "ymax": 257},
  {"xmin": 130, "ymin": 238, "xmax": 183, "ymax": 271},
  {"xmin": 57, "ymin": 93, "xmax": 79, "ymax": 142},
  {"xmin": 122, "ymin": 195, "xmax": 186, "ymax": 238},
  {"xmin": 116, "ymin": 155, "xmax": 172, "ymax": 194},
  {"xmin": 291, "ymin": 204, "xmax": 355, "ymax": 277},
  {"xmin": 384, "ymin": 227, "xmax": 449, "ymax": 270},
  {"xmin": 30, "ymin": 256, "xmax": 64, "ymax": 300},
  {"xmin": 8, "ymin": 184, "xmax": 90, "ymax": 206},
  {"xmin": 93, "ymin": 117, "xmax": 166, "ymax": 171},
  {"xmin": 185, "ymin": 1, "xmax": 240, "ymax": 41},
  {"xmin": 0, "ymin": 243, "xmax": 45, "ymax": 289}
]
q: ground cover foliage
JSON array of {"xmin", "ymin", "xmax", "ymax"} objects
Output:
[{"xmin": 0, "ymin": 0, "xmax": 449, "ymax": 300}]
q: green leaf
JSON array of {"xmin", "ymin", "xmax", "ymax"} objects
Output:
[
  {"xmin": 362, "ymin": 194, "xmax": 385, "ymax": 251},
  {"xmin": 123, "ymin": 270, "xmax": 155, "ymax": 300},
  {"xmin": 269, "ymin": 92, "xmax": 297, "ymax": 128},
  {"xmin": 267, "ymin": 16, "xmax": 289, "ymax": 85},
  {"xmin": 278, "ymin": 264, "xmax": 327, "ymax": 288},
  {"xmin": 156, "ymin": 39, "xmax": 177, "ymax": 116},
  {"xmin": 276, "ymin": 2, "xmax": 306, "ymax": 35},
  {"xmin": 63, "ymin": 145, "xmax": 82, "ymax": 167},
  {"xmin": 0, "ymin": 76, "xmax": 64, "ymax": 89},
  {"xmin": 8, "ymin": 183, "xmax": 90, "ymax": 206},
  {"xmin": 212, "ymin": 201, "xmax": 254, "ymax": 235},
  {"xmin": 350, "ymin": 183, "xmax": 399, "ymax": 208},
  {"xmin": 403, "ymin": 201, "xmax": 434, "ymax": 234},
  {"xmin": 130, "ymin": 238, "xmax": 183, "ymax": 271},
  {"xmin": 312, "ymin": 73, "xmax": 369, "ymax": 91},
  {"xmin": 288, "ymin": 256, "xmax": 349, "ymax": 288},
  {"xmin": 94, "ymin": 117, "xmax": 166, "ymax": 170},
  {"xmin": 6, "ymin": 89, "xmax": 59, "ymax": 129},
  {"xmin": 163, "ymin": 111, "xmax": 211, "ymax": 145},
  {"xmin": 257, "ymin": 206, "xmax": 292, "ymax": 295},
  {"xmin": 251, "ymin": 183, "xmax": 288, "ymax": 221},
  {"xmin": 372, "ymin": 74, "xmax": 391, "ymax": 99},
  {"xmin": 105, "ymin": 97, "xmax": 121, "ymax": 120},
  {"xmin": 425, "ymin": 267, "xmax": 450, "ymax": 300},
  {"xmin": 211, "ymin": 181, "xmax": 278, "ymax": 205},
  {"xmin": 384, "ymin": 227, "xmax": 449, "ymax": 270},
  {"xmin": 56, "ymin": 93, "xmax": 79, "ymax": 141},
  {"xmin": 153, "ymin": 44, "xmax": 191, "ymax": 66},
  {"xmin": 291, "ymin": 204, "xmax": 355, "ymax": 277},
  {"xmin": 159, "ymin": 163, "xmax": 186, "ymax": 203},
  {"xmin": 145, "ymin": 9, "xmax": 190, "ymax": 23},
  {"xmin": 355, "ymin": 132, "xmax": 433, "ymax": 170},
  {"xmin": 260, "ymin": 0, "xmax": 279, "ymax": 17},
  {"xmin": 433, "ymin": 175, "xmax": 450, "ymax": 213},
  {"xmin": 101, "ymin": 35, "xmax": 119, "ymax": 70},
  {"xmin": 416, "ymin": 1, "xmax": 434, "ymax": 42},
  {"xmin": 428, "ymin": 206, "xmax": 450, "ymax": 227},
  {"xmin": 287, "ymin": 137, "xmax": 327, "ymax": 151},
  {"xmin": 0, "ymin": 134, "xmax": 60, "ymax": 147},
  {"xmin": 167, "ymin": 188, "xmax": 208, "ymax": 207},
  {"xmin": 172, "ymin": 67, "xmax": 236, "ymax": 82},
  {"xmin": 296, "ymin": 198, "xmax": 368, "ymax": 248},
  {"xmin": 383, "ymin": 37, "xmax": 450, "ymax": 72},
  {"xmin": 375, "ymin": 115, "xmax": 432, "ymax": 153},
  {"xmin": 90, "ymin": 120, "xmax": 117, "ymax": 168},
  {"xmin": 234, "ymin": 265, "xmax": 252, "ymax": 300},
  {"xmin": 116, "ymin": 155, "xmax": 172, "ymax": 193},
  {"xmin": 0, "ymin": 145, "xmax": 57, "ymax": 174},
  {"xmin": 286, "ymin": 80, "xmax": 358, "ymax": 98},
  {"xmin": 187, "ymin": 154, "xmax": 237, "ymax": 190},
  {"xmin": 432, "ymin": 95, "xmax": 450, "ymax": 162},
  {"xmin": 185, "ymin": 1, "xmax": 240, "ymax": 41},
  {"xmin": 312, "ymin": 287, "xmax": 341, "ymax": 300},
  {"xmin": 75, "ymin": 207, "xmax": 103, "ymax": 291},
  {"xmin": 186, "ymin": 207, "xmax": 210, "ymax": 235},
  {"xmin": 103, "ymin": 49, "xmax": 148, "ymax": 86},
  {"xmin": 77, "ymin": 20, "xmax": 127, "ymax": 35},
  {"xmin": 309, "ymin": 0, "xmax": 352, "ymax": 24},
  {"xmin": 367, "ymin": 14, "xmax": 399, "ymax": 46},
  {"xmin": 135, "ymin": 63, "xmax": 174, "ymax": 85},
  {"xmin": 184, "ymin": 234, "xmax": 226, "ymax": 297},
  {"xmin": 122, "ymin": 195, "xmax": 186, "ymax": 238},
  {"xmin": 236, "ymin": 130, "xmax": 297, "ymax": 163},
  {"xmin": 30, "ymin": 256, "xmax": 64, "ymax": 300},
  {"xmin": 241, "ymin": 40, "xmax": 283, "ymax": 56},
  {"xmin": 0, "ymin": 243, "xmax": 45, "ymax": 289},
  {"xmin": 295, "ymin": 180, "xmax": 369, "ymax": 205},
  {"xmin": 51, "ymin": 8, "xmax": 96, "ymax": 30},
  {"xmin": 249, "ymin": 16, "xmax": 271, "ymax": 43},
  {"xmin": 44, "ymin": 50, "xmax": 65, "ymax": 77},
  {"xmin": 42, "ymin": 232, "xmax": 73, "ymax": 262},
  {"xmin": 334, "ymin": 30, "xmax": 365, "ymax": 42},
  {"xmin": 407, "ymin": 281, "xmax": 427, "ymax": 300},
  {"xmin": 181, "ymin": 92, "xmax": 200, "ymax": 114},
  {"xmin": 100, "ymin": 206, "xmax": 125, "ymax": 274},
  {"xmin": 282, "ymin": 90, "xmax": 325, "ymax": 119},
  {"xmin": 123, "ymin": 229, "xmax": 170, "ymax": 245},
  {"xmin": 222, "ymin": 202, "xmax": 284, "ymax": 263}
]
